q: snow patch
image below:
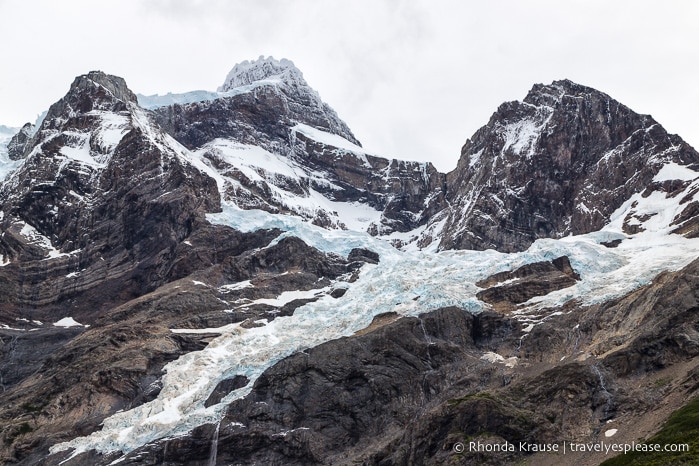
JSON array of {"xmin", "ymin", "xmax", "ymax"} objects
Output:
[
  {"xmin": 293, "ymin": 123, "xmax": 370, "ymax": 167},
  {"xmin": 218, "ymin": 281, "xmax": 253, "ymax": 293},
  {"xmin": 502, "ymin": 119, "xmax": 542, "ymax": 157},
  {"xmin": 59, "ymin": 132, "xmax": 98, "ymax": 166},
  {"xmin": 653, "ymin": 162, "xmax": 698, "ymax": 182},
  {"xmin": 187, "ymin": 139, "xmax": 381, "ymax": 232},
  {"xmin": 93, "ymin": 112, "xmax": 130, "ymax": 155},
  {"xmin": 241, "ymin": 288, "xmax": 327, "ymax": 308},
  {"xmin": 53, "ymin": 317, "xmax": 87, "ymax": 328},
  {"xmin": 468, "ymin": 149, "xmax": 483, "ymax": 169},
  {"xmin": 18, "ymin": 222, "xmax": 67, "ymax": 258}
]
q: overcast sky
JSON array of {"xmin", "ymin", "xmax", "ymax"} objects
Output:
[{"xmin": 1, "ymin": 0, "xmax": 697, "ymax": 171}]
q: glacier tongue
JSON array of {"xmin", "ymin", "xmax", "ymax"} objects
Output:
[{"xmin": 50, "ymin": 196, "xmax": 699, "ymax": 459}]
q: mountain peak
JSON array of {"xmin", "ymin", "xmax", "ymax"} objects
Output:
[
  {"xmin": 70, "ymin": 70, "xmax": 138, "ymax": 105},
  {"xmin": 38, "ymin": 71, "xmax": 137, "ymax": 130},
  {"xmin": 523, "ymin": 79, "xmax": 611, "ymax": 108},
  {"xmin": 218, "ymin": 56, "xmax": 306, "ymax": 92}
]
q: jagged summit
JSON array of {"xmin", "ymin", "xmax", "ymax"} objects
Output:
[
  {"xmin": 216, "ymin": 56, "xmax": 360, "ymax": 144},
  {"xmin": 72, "ymin": 71, "xmax": 138, "ymax": 104},
  {"xmin": 36, "ymin": 71, "xmax": 138, "ymax": 140},
  {"xmin": 524, "ymin": 79, "xmax": 603, "ymax": 106},
  {"xmin": 218, "ymin": 56, "xmax": 306, "ymax": 92},
  {"xmin": 151, "ymin": 56, "xmax": 361, "ymax": 148}
]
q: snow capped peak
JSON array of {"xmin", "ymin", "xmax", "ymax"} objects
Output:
[{"xmin": 218, "ymin": 56, "xmax": 306, "ymax": 92}]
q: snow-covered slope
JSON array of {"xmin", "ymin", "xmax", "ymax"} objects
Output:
[{"xmin": 46, "ymin": 73, "xmax": 699, "ymax": 458}]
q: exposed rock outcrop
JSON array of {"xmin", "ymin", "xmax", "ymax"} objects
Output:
[
  {"xmin": 149, "ymin": 56, "xmax": 446, "ymax": 236},
  {"xmin": 6, "ymin": 123, "xmax": 34, "ymax": 160},
  {"xmin": 476, "ymin": 256, "xmax": 580, "ymax": 311}
]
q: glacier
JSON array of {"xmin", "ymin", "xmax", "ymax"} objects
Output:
[{"xmin": 50, "ymin": 174, "xmax": 699, "ymax": 460}]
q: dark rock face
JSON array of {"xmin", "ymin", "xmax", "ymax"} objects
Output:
[
  {"xmin": 347, "ymin": 247, "xmax": 379, "ymax": 264},
  {"xmin": 0, "ymin": 326, "xmax": 83, "ymax": 390},
  {"xmin": 476, "ymin": 256, "xmax": 580, "ymax": 311},
  {"xmin": 429, "ymin": 79, "xmax": 699, "ymax": 252},
  {"xmin": 6, "ymin": 123, "xmax": 34, "ymax": 160},
  {"xmin": 205, "ymin": 376, "xmax": 250, "ymax": 408}
]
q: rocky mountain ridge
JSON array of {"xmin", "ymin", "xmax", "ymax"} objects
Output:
[
  {"xmin": 1, "ymin": 58, "xmax": 699, "ymax": 465},
  {"xmin": 420, "ymin": 79, "xmax": 699, "ymax": 252}
]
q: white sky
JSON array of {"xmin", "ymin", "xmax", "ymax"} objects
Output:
[{"xmin": 0, "ymin": 0, "xmax": 697, "ymax": 172}]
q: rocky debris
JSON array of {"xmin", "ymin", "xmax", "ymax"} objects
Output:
[
  {"xmin": 428, "ymin": 79, "xmax": 699, "ymax": 252},
  {"xmin": 476, "ymin": 256, "xmax": 580, "ymax": 311}
]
